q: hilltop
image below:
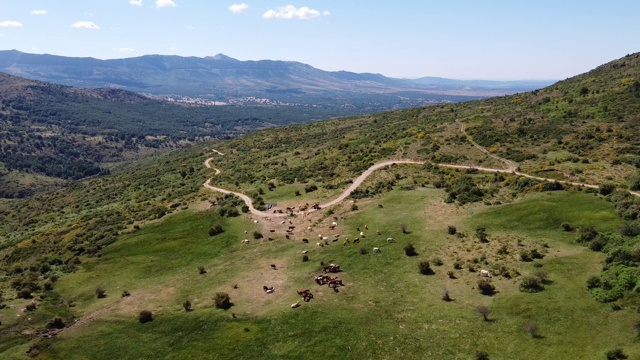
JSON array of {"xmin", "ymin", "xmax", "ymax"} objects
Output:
[{"xmin": 0, "ymin": 53, "xmax": 639, "ymax": 359}]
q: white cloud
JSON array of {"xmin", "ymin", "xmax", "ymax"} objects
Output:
[
  {"xmin": 156, "ymin": 0, "xmax": 177, "ymax": 8},
  {"xmin": 263, "ymin": 5, "xmax": 329, "ymax": 20},
  {"xmin": 322, "ymin": 11, "xmax": 330, "ymax": 16},
  {"xmin": 0, "ymin": 33, "xmax": 5, "ymax": 37},
  {"xmin": 168, "ymin": 47, "xmax": 178, "ymax": 52},
  {"xmin": 116, "ymin": 47, "xmax": 135, "ymax": 52},
  {"xmin": 130, "ymin": 0, "xmax": 143, "ymax": 6},
  {"xmin": 185, "ymin": 25, "xmax": 195, "ymax": 30},
  {"xmin": 31, "ymin": 10, "xmax": 47, "ymax": 15},
  {"xmin": 229, "ymin": 3, "xmax": 249, "ymax": 14},
  {"xmin": 72, "ymin": 21, "xmax": 100, "ymax": 30},
  {"xmin": 0, "ymin": 21, "xmax": 23, "ymax": 27}
]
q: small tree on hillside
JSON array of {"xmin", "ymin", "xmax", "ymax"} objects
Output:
[
  {"xmin": 404, "ymin": 243, "xmax": 417, "ymax": 256},
  {"xmin": 183, "ymin": 300, "xmax": 192, "ymax": 312},
  {"xmin": 476, "ymin": 226, "xmax": 488, "ymax": 243},
  {"xmin": 525, "ymin": 322, "xmax": 539, "ymax": 338},
  {"xmin": 418, "ymin": 261, "xmax": 434, "ymax": 275},
  {"xmin": 95, "ymin": 287, "xmax": 106, "ymax": 299},
  {"xmin": 477, "ymin": 279, "xmax": 495, "ymax": 296},
  {"xmin": 214, "ymin": 292, "xmax": 232, "ymax": 309},
  {"xmin": 477, "ymin": 306, "xmax": 490, "ymax": 321},
  {"xmin": 139, "ymin": 310, "xmax": 153, "ymax": 323}
]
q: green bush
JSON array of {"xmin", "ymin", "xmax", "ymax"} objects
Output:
[
  {"xmin": 519, "ymin": 276, "xmax": 545, "ymax": 293},
  {"xmin": 418, "ymin": 261, "xmax": 433, "ymax": 275},
  {"xmin": 139, "ymin": 310, "xmax": 153, "ymax": 323},
  {"xmin": 477, "ymin": 279, "xmax": 495, "ymax": 295}
]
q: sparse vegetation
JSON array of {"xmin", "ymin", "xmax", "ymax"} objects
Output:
[
  {"xmin": 418, "ymin": 261, "xmax": 433, "ymax": 275},
  {"xmin": 95, "ymin": 287, "xmax": 106, "ymax": 299}
]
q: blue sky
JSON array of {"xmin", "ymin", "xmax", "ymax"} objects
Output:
[{"xmin": 0, "ymin": 1, "xmax": 639, "ymax": 80}]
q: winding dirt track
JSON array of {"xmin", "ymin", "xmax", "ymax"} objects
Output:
[{"xmin": 203, "ymin": 124, "xmax": 638, "ymax": 216}]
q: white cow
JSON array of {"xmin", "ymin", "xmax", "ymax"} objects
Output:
[
  {"xmin": 291, "ymin": 301, "xmax": 301, "ymax": 308},
  {"xmin": 373, "ymin": 247, "xmax": 381, "ymax": 253},
  {"xmin": 317, "ymin": 242, "xmax": 324, "ymax": 247},
  {"xmin": 480, "ymin": 269, "xmax": 491, "ymax": 278},
  {"xmin": 241, "ymin": 239, "xmax": 250, "ymax": 244},
  {"xmin": 387, "ymin": 238, "xmax": 395, "ymax": 243},
  {"xmin": 301, "ymin": 250, "xmax": 309, "ymax": 254}
]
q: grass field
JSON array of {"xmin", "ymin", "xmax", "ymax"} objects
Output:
[{"xmin": 1, "ymin": 188, "xmax": 636, "ymax": 359}]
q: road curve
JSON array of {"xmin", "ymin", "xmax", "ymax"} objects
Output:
[{"xmin": 203, "ymin": 133, "xmax": 638, "ymax": 218}]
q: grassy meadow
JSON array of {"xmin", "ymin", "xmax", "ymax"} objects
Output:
[{"xmin": 2, "ymin": 184, "xmax": 637, "ymax": 359}]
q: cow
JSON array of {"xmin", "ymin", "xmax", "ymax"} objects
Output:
[
  {"xmin": 387, "ymin": 238, "xmax": 395, "ymax": 243},
  {"xmin": 302, "ymin": 238, "xmax": 309, "ymax": 243},
  {"xmin": 376, "ymin": 230, "xmax": 382, "ymax": 235},
  {"xmin": 343, "ymin": 238, "xmax": 350, "ymax": 246},
  {"xmin": 291, "ymin": 301, "xmax": 301, "ymax": 308},
  {"xmin": 241, "ymin": 239, "xmax": 250, "ymax": 244},
  {"xmin": 301, "ymin": 250, "xmax": 309, "ymax": 254},
  {"xmin": 353, "ymin": 238, "xmax": 360, "ymax": 243},
  {"xmin": 480, "ymin": 269, "xmax": 491, "ymax": 278},
  {"xmin": 360, "ymin": 231, "xmax": 365, "ymax": 237},
  {"xmin": 317, "ymin": 242, "xmax": 324, "ymax": 247},
  {"xmin": 373, "ymin": 247, "xmax": 381, "ymax": 253}
]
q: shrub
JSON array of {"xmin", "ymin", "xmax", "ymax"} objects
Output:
[
  {"xmin": 475, "ymin": 350, "xmax": 490, "ymax": 360},
  {"xmin": 600, "ymin": 183, "xmax": 616, "ymax": 196},
  {"xmin": 121, "ymin": 290, "xmax": 131, "ymax": 297},
  {"xmin": 252, "ymin": 231, "xmax": 263, "ymax": 240},
  {"xmin": 198, "ymin": 266, "xmax": 207, "ymax": 275},
  {"xmin": 17, "ymin": 289, "xmax": 33, "ymax": 299},
  {"xmin": 404, "ymin": 243, "xmax": 417, "ymax": 256},
  {"xmin": 577, "ymin": 227, "xmax": 599, "ymax": 243},
  {"xmin": 418, "ymin": 261, "xmax": 433, "ymax": 275},
  {"xmin": 534, "ymin": 271, "xmax": 551, "ymax": 284},
  {"xmin": 183, "ymin": 300, "xmax": 192, "ymax": 312},
  {"xmin": 520, "ymin": 250, "xmax": 533, "ymax": 262},
  {"xmin": 401, "ymin": 224, "xmax": 409, "ymax": 234},
  {"xmin": 139, "ymin": 310, "xmax": 153, "ymax": 323},
  {"xmin": 496, "ymin": 245, "xmax": 508, "ymax": 255},
  {"xmin": 208, "ymin": 225, "xmax": 224, "ymax": 236},
  {"xmin": 447, "ymin": 271, "xmax": 456, "ymax": 279},
  {"xmin": 477, "ymin": 279, "xmax": 495, "ymax": 295},
  {"xmin": 605, "ymin": 348, "xmax": 628, "ymax": 360},
  {"xmin": 214, "ymin": 292, "xmax": 232, "ymax": 309},
  {"xmin": 359, "ymin": 247, "xmax": 367, "ymax": 255},
  {"xmin": 431, "ymin": 257, "xmax": 444, "ymax": 266},
  {"xmin": 46, "ymin": 317, "xmax": 66, "ymax": 329},
  {"xmin": 447, "ymin": 226, "xmax": 457, "ymax": 235},
  {"xmin": 95, "ymin": 287, "xmax": 106, "ymax": 299},
  {"xmin": 519, "ymin": 276, "xmax": 545, "ymax": 293},
  {"xmin": 476, "ymin": 226, "xmax": 488, "ymax": 243},
  {"xmin": 453, "ymin": 261, "xmax": 463, "ymax": 270},
  {"xmin": 302, "ymin": 255, "xmax": 309, "ymax": 262},
  {"xmin": 561, "ymin": 222, "xmax": 573, "ymax": 232},
  {"xmin": 25, "ymin": 302, "xmax": 37, "ymax": 312},
  {"xmin": 351, "ymin": 204, "xmax": 359, "ymax": 211}
]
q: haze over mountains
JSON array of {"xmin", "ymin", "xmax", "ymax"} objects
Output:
[{"xmin": 0, "ymin": 50, "xmax": 554, "ymax": 111}]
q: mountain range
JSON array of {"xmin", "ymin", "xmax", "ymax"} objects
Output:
[{"xmin": 0, "ymin": 50, "xmax": 554, "ymax": 109}]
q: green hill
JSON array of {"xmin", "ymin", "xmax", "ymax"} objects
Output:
[{"xmin": 0, "ymin": 53, "xmax": 639, "ymax": 359}]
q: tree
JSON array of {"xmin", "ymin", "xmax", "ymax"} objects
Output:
[
  {"xmin": 404, "ymin": 243, "xmax": 417, "ymax": 256},
  {"xmin": 418, "ymin": 261, "xmax": 434, "ymax": 275},
  {"xmin": 139, "ymin": 310, "xmax": 153, "ymax": 323},
  {"xmin": 477, "ymin": 279, "xmax": 495, "ymax": 295},
  {"xmin": 476, "ymin": 226, "xmax": 488, "ymax": 243},
  {"xmin": 519, "ymin": 276, "xmax": 545, "ymax": 293},
  {"xmin": 95, "ymin": 287, "xmax": 106, "ymax": 299},
  {"xmin": 447, "ymin": 225, "xmax": 457, "ymax": 235},
  {"xmin": 442, "ymin": 288, "xmax": 452, "ymax": 302},
  {"xmin": 183, "ymin": 300, "xmax": 192, "ymax": 312},
  {"xmin": 477, "ymin": 306, "xmax": 490, "ymax": 321},
  {"xmin": 606, "ymin": 348, "xmax": 628, "ymax": 360},
  {"xmin": 208, "ymin": 224, "xmax": 224, "ymax": 236},
  {"xmin": 401, "ymin": 224, "xmax": 409, "ymax": 234},
  {"xmin": 214, "ymin": 292, "xmax": 232, "ymax": 309},
  {"xmin": 198, "ymin": 266, "xmax": 207, "ymax": 275}
]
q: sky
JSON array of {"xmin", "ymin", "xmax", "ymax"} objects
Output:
[{"xmin": 0, "ymin": 1, "xmax": 639, "ymax": 80}]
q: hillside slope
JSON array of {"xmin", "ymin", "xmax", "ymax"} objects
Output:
[{"xmin": 0, "ymin": 53, "xmax": 639, "ymax": 359}]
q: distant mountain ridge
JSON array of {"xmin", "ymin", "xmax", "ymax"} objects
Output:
[{"xmin": 0, "ymin": 50, "xmax": 554, "ymax": 107}]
